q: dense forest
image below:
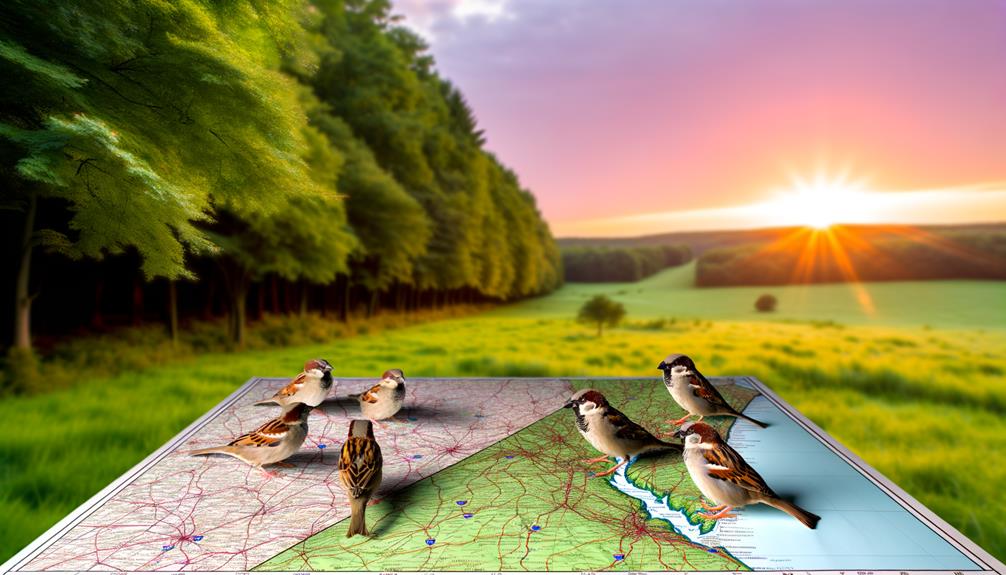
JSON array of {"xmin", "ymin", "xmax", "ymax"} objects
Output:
[
  {"xmin": 0, "ymin": 0, "xmax": 562, "ymax": 356},
  {"xmin": 562, "ymin": 245, "xmax": 691, "ymax": 282},
  {"xmin": 696, "ymin": 228, "xmax": 1006, "ymax": 286}
]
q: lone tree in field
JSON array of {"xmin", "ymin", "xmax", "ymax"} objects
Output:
[
  {"xmin": 755, "ymin": 294, "xmax": 778, "ymax": 313},
  {"xmin": 578, "ymin": 295, "xmax": 626, "ymax": 337}
]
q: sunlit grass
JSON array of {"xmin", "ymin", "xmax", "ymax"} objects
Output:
[{"xmin": 1, "ymin": 317, "xmax": 1004, "ymax": 561}]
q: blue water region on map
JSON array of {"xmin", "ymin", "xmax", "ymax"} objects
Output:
[{"xmin": 613, "ymin": 381, "xmax": 981, "ymax": 571}]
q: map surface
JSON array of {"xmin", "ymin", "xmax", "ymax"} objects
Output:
[{"xmin": 3, "ymin": 377, "xmax": 1003, "ymax": 574}]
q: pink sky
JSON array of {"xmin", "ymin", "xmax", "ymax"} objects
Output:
[{"xmin": 393, "ymin": 0, "xmax": 1006, "ymax": 236}]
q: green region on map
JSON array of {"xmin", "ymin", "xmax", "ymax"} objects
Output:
[{"xmin": 256, "ymin": 379, "xmax": 758, "ymax": 572}]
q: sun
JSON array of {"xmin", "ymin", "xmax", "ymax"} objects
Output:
[{"xmin": 767, "ymin": 173, "xmax": 872, "ymax": 229}]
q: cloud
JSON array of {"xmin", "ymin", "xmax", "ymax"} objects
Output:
[{"xmin": 393, "ymin": 0, "xmax": 513, "ymax": 41}]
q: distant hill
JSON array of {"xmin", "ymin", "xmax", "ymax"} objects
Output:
[{"xmin": 559, "ymin": 222, "xmax": 1006, "ymax": 256}]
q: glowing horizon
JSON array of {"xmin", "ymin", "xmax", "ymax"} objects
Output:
[
  {"xmin": 549, "ymin": 181, "xmax": 1006, "ymax": 238},
  {"xmin": 393, "ymin": 1, "xmax": 1006, "ymax": 238}
]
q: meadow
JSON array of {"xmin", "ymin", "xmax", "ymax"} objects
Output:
[{"xmin": 498, "ymin": 262, "xmax": 1006, "ymax": 329}]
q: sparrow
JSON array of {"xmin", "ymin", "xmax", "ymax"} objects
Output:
[
  {"xmin": 189, "ymin": 402, "xmax": 312, "ymax": 469},
  {"xmin": 255, "ymin": 359, "xmax": 334, "ymax": 407},
  {"xmin": 675, "ymin": 421, "xmax": 820, "ymax": 528},
  {"xmin": 350, "ymin": 369, "xmax": 406, "ymax": 421},
  {"xmin": 564, "ymin": 388, "xmax": 681, "ymax": 477},
  {"xmin": 339, "ymin": 419, "xmax": 383, "ymax": 537},
  {"xmin": 659, "ymin": 354, "xmax": 767, "ymax": 428}
]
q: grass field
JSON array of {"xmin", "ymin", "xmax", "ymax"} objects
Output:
[
  {"xmin": 496, "ymin": 262, "xmax": 1006, "ymax": 329},
  {"xmin": 2, "ymin": 271, "xmax": 1005, "ymax": 564}
]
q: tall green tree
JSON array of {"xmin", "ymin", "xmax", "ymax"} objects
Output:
[{"xmin": 0, "ymin": 0, "xmax": 323, "ymax": 350}]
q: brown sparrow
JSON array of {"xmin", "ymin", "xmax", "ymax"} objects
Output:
[
  {"xmin": 350, "ymin": 369, "xmax": 406, "ymax": 421},
  {"xmin": 339, "ymin": 420, "xmax": 383, "ymax": 537},
  {"xmin": 659, "ymin": 354, "xmax": 767, "ymax": 428},
  {"xmin": 564, "ymin": 389, "xmax": 681, "ymax": 477},
  {"xmin": 188, "ymin": 402, "xmax": 311, "ymax": 468},
  {"xmin": 255, "ymin": 359, "xmax": 334, "ymax": 407},
  {"xmin": 675, "ymin": 421, "xmax": 819, "ymax": 528}
]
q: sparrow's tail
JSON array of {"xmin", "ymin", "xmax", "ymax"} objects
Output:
[
  {"xmin": 736, "ymin": 412, "xmax": 768, "ymax": 428},
  {"xmin": 763, "ymin": 497, "xmax": 820, "ymax": 529},
  {"xmin": 652, "ymin": 438, "xmax": 684, "ymax": 453},
  {"xmin": 346, "ymin": 497, "xmax": 369, "ymax": 537},
  {"xmin": 188, "ymin": 446, "xmax": 233, "ymax": 457},
  {"xmin": 253, "ymin": 398, "xmax": 278, "ymax": 407}
]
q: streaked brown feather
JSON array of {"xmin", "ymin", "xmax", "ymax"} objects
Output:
[
  {"xmin": 704, "ymin": 443, "xmax": 776, "ymax": 496},
  {"xmin": 338, "ymin": 437, "xmax": 382, "ymax": 498},
  {"xmin": 358, "ymin": 384, "xmax": 381, "ymax": 404},
  {"xmin": 227, "ymin": 417, "xmax": 291, "ymax": 448},
  {"xmin": 688, "ymin": 372, "xmax": 738, "ymax": 413},
  {"xmin": 273, "ymin": 372, "xmax": 307, "ymax": 398},
  {"xmin": 607, "ymin": 408, "xmax": 660, "ymax": 442}
]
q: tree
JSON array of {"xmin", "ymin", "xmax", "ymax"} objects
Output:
[
  {"xmin": 0, "ymin": 0, "xmax": 322, "ymax": 351},
  {"xmin": 577, "ymin": 295, "xmax": 626, "ymax": 337},
  {"xmin": 755, "ymin": 294, "xmax": 778, "ymax": 312}
]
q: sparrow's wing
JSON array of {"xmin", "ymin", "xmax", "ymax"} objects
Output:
[
  {"xmin": 358, "ymin": 383, "xmax": 382, "ymax": 404},
  {"xmin": 339, "ymin": 437, "xmax": 383, "ymax": 498},
  {"xmin": 688, "ymin": 372, "xmax": 737, "ymax": 413},
  {"xmin": 227, "ymin": 417, "xmax": 291, "ymax": 448},
  {"xmin": 703, "ymin": 443, "xmax": 776, "ymax": 497},
  {"xmin": 607, "ymin": 408, "xmax": 660, "ymax": 442},
  {"xmin": 272, "ymin": 372, "xmax": 308, "ymax": 399}
]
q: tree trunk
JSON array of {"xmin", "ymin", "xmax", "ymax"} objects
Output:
[
  {"xmin": 167, "ymin": 279, "xmax": 179, "ymax": 347},
  {"xmin": 92, "ymin": 278, "xmax": 105, "ymax": 328},
  {"xmin": 131, "ymin": 274, "xmax": 144, "ymax": 326},
  {"xmin": 219, "ymin": 260, "xmax": 249, "ymax": 347},
  {"xmin": 300, "ymin": 282, "xmax": 309, "ymax": 317},
  {"xmin": 202, "ymin": 278, "xmax": 215, "ymax": 320},
  {"xmin": 366, "ymin": 289, "xmax": 377, "ymax": 318},
  {"xmin": 284, "ymin": 280, "xmax": 294, "ymax": 314},
  {"xmin": 13, "ymin": 194, "xmax": 36, "ymax": 350},
  {"xmin": 255, "ymin": 282, "xmax": 265, "ymax": 320},
  {"xmin": 270, "ymin": 276, "xmax": 280, "ymax": 315},
  {"xmin": 597, "ymin": 322, "xmax": 603, "ymax": 338},
  {"xmin": 228, "ymin": 279, "xmax": 248, "ymax": 347}
]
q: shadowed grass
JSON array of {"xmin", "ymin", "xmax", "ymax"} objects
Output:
[{"xmin": 0, "ymin": 316, "xmax": 1004, "ymax": 562}]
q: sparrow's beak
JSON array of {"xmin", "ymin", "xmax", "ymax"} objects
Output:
[
  {"xmin": 657, "ymin": 362, "xmax": 667, "ymax": 370},
  {"xmin": 563, "ymin": 400, "xmax": 574, "ymax": 409},
  {"xmin": 673, "ymin": 429, "xmax": 687, "ymax": 439}
]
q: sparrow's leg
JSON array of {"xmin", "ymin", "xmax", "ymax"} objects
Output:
[
  {"xmin": 581, "ymin": 455, "xmax": 611, "ymax": 464},
  {"xmin": 255, "ymin": 464, "xmax": 279, "ymax": 479},
  {"xmin": 701, "ymin": 499, "xmax": 728, "ymax": 512},
  {"xmin": 696, "ymin": 415, "xmax": 705, "ymax": 422},
  {"xmin": 591, "ymin": 459, "xmax": 626, "ymax": 478},
  {"xmin": 698, "ymin": 506, "xmax": 736, "ymax": 520},
  {"xmin": 668, "ymin": 414, "xmax": 693, "ymax": 426}
]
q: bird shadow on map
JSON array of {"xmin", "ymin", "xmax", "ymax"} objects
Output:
[
  {"xmin": 315, "ymin": 398, "xmax": 467, "ymax": 422},
  {"xmin": 369, "ymin": 488, "xmax": 412, "ymax": 537},
  {"xmin": 317, "ymin": 396, "xmax": 360, "ymax": 417}
]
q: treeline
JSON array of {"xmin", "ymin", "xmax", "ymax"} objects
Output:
[
  {"xmin": 696, "ymin": 229, "xmax": 1006, "ymax": 287},
  {"xmin": 563, "ymin": 245, "xmax": 692, "ymax": 282},
  {"xmin": 0, "ymin": 0, "xmax": 561, "ymax": 353}
]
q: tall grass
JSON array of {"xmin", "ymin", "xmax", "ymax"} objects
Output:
[{"xmin": 0, "ymin": 316, "xmax": 1003, "ymax": 562}]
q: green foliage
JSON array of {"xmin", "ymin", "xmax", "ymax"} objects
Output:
[
  {"xmin": 755, "ymin": 293, "xmax": 778, "ymax": 312},
  {"xmin": 577, "ymin": 294, "xmax": 626, "ymax": 336},
  {"xmin": 0, "ymin": 0, "xmax": 561, "ymax": 349},
  {"xmin": 562, "ymin": 244, "xmax": 691, "ymax": 282}
]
